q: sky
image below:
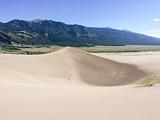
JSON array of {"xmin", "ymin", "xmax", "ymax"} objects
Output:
[{"xmin": 0, "ymin": 0, "xmax": 160, "ymax": 37}]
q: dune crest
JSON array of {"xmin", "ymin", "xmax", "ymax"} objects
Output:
[{"xmin": 0, "ymin": 47, "xmax": 147, "ymax": 86}]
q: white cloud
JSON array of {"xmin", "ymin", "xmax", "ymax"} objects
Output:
[
  {"xmin": 153, "ymin": 18, "xmax": 160, "ymax": 22},
  {"xmin": 146, "ymin": 29, "xmax": 160, "ymax": 38}
]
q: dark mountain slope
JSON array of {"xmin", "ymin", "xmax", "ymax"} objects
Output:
[{"xmin": 0, "ymin": 19, "xmax": 160, "ymax": 46}]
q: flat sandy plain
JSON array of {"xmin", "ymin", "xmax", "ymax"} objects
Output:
[{"xmin": 0, "ymin": 47, "xmax": 160, "ymax": 120}]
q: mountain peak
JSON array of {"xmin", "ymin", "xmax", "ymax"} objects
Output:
[
  {"xmin": 29, "ymin": 19, "xmax": 47, "ymax": 23},
  {"xmin": 0, "ymin": 19, "xmax": 160, "ymax": 46}
]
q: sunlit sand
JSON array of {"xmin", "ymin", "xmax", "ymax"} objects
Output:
[{"xmin": 0, "ymin": 47, "xmax": 160, "ymax": 120}]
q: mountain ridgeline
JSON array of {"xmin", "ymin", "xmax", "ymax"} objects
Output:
[{"xmin": 0, "ymin": 19, "xmax": 160, "ymax": 46}]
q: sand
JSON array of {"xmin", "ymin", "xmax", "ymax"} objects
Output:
[
  {"xmin": 93, "ymin": 52, "xmax": 160, "ymax": 75},
  {"xmin": 0, "ymin": 47, "xmax": 147, "ymax": 86},
  {"xmin": 0, "ymin": 47, "xmax": 160, "ymax": 120}
]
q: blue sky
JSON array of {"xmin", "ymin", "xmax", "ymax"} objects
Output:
[{"xmin": 0, "ymin": 0, "xmax": 160, "ymax": 37}]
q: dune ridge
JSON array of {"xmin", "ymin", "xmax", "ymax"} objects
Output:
[{"xmin": 0, "ymin": 47, "xmax": 148, "ymax": 86}]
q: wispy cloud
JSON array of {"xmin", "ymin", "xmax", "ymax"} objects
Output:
[
  {"xmin": 153, "ymin": 18, "xmax": 160, "ymax": 22},
  {"xmin": 146, "ymin": 29, "xmax": 160, "ymax": 38}
]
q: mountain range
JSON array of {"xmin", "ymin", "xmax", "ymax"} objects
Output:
[{"xmin": 0, "ymin": 19, "xmax": 160, "ymax": 46}]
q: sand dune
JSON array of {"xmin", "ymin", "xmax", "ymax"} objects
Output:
[
  {"xmin": 0, "ymin": 47, "xmax": 147, "ymax": 86},
  {"xmin": 0, "ymin": 48, "xmax": 160, "ymax": 120},
  {"xmin": 1, "ymin": 84, "xmax": 160, "ymax": 120},
  {"xmin": 93, "ymin": 52, "xmax": 160, "ymax": 77}
]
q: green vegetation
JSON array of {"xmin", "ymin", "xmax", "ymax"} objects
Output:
[
  {"xmin": 81, "ymin": 45, "xmax": 160, "ymax": 53},
  {"xmin": 137, "ymin": 76, "xmax": 160, "ymax": 87},
  {"xmin": 0, "ymin": 44, "xmax": 61, "ymax": 55},
  {"xmin": 1, "ymin": 45, "xmax": 160, "ymax": 55}
]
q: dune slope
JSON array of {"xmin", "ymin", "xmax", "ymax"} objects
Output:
[{"xmin": 0, "ymin": 47, "xmax": 147, "ymax": 86}]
